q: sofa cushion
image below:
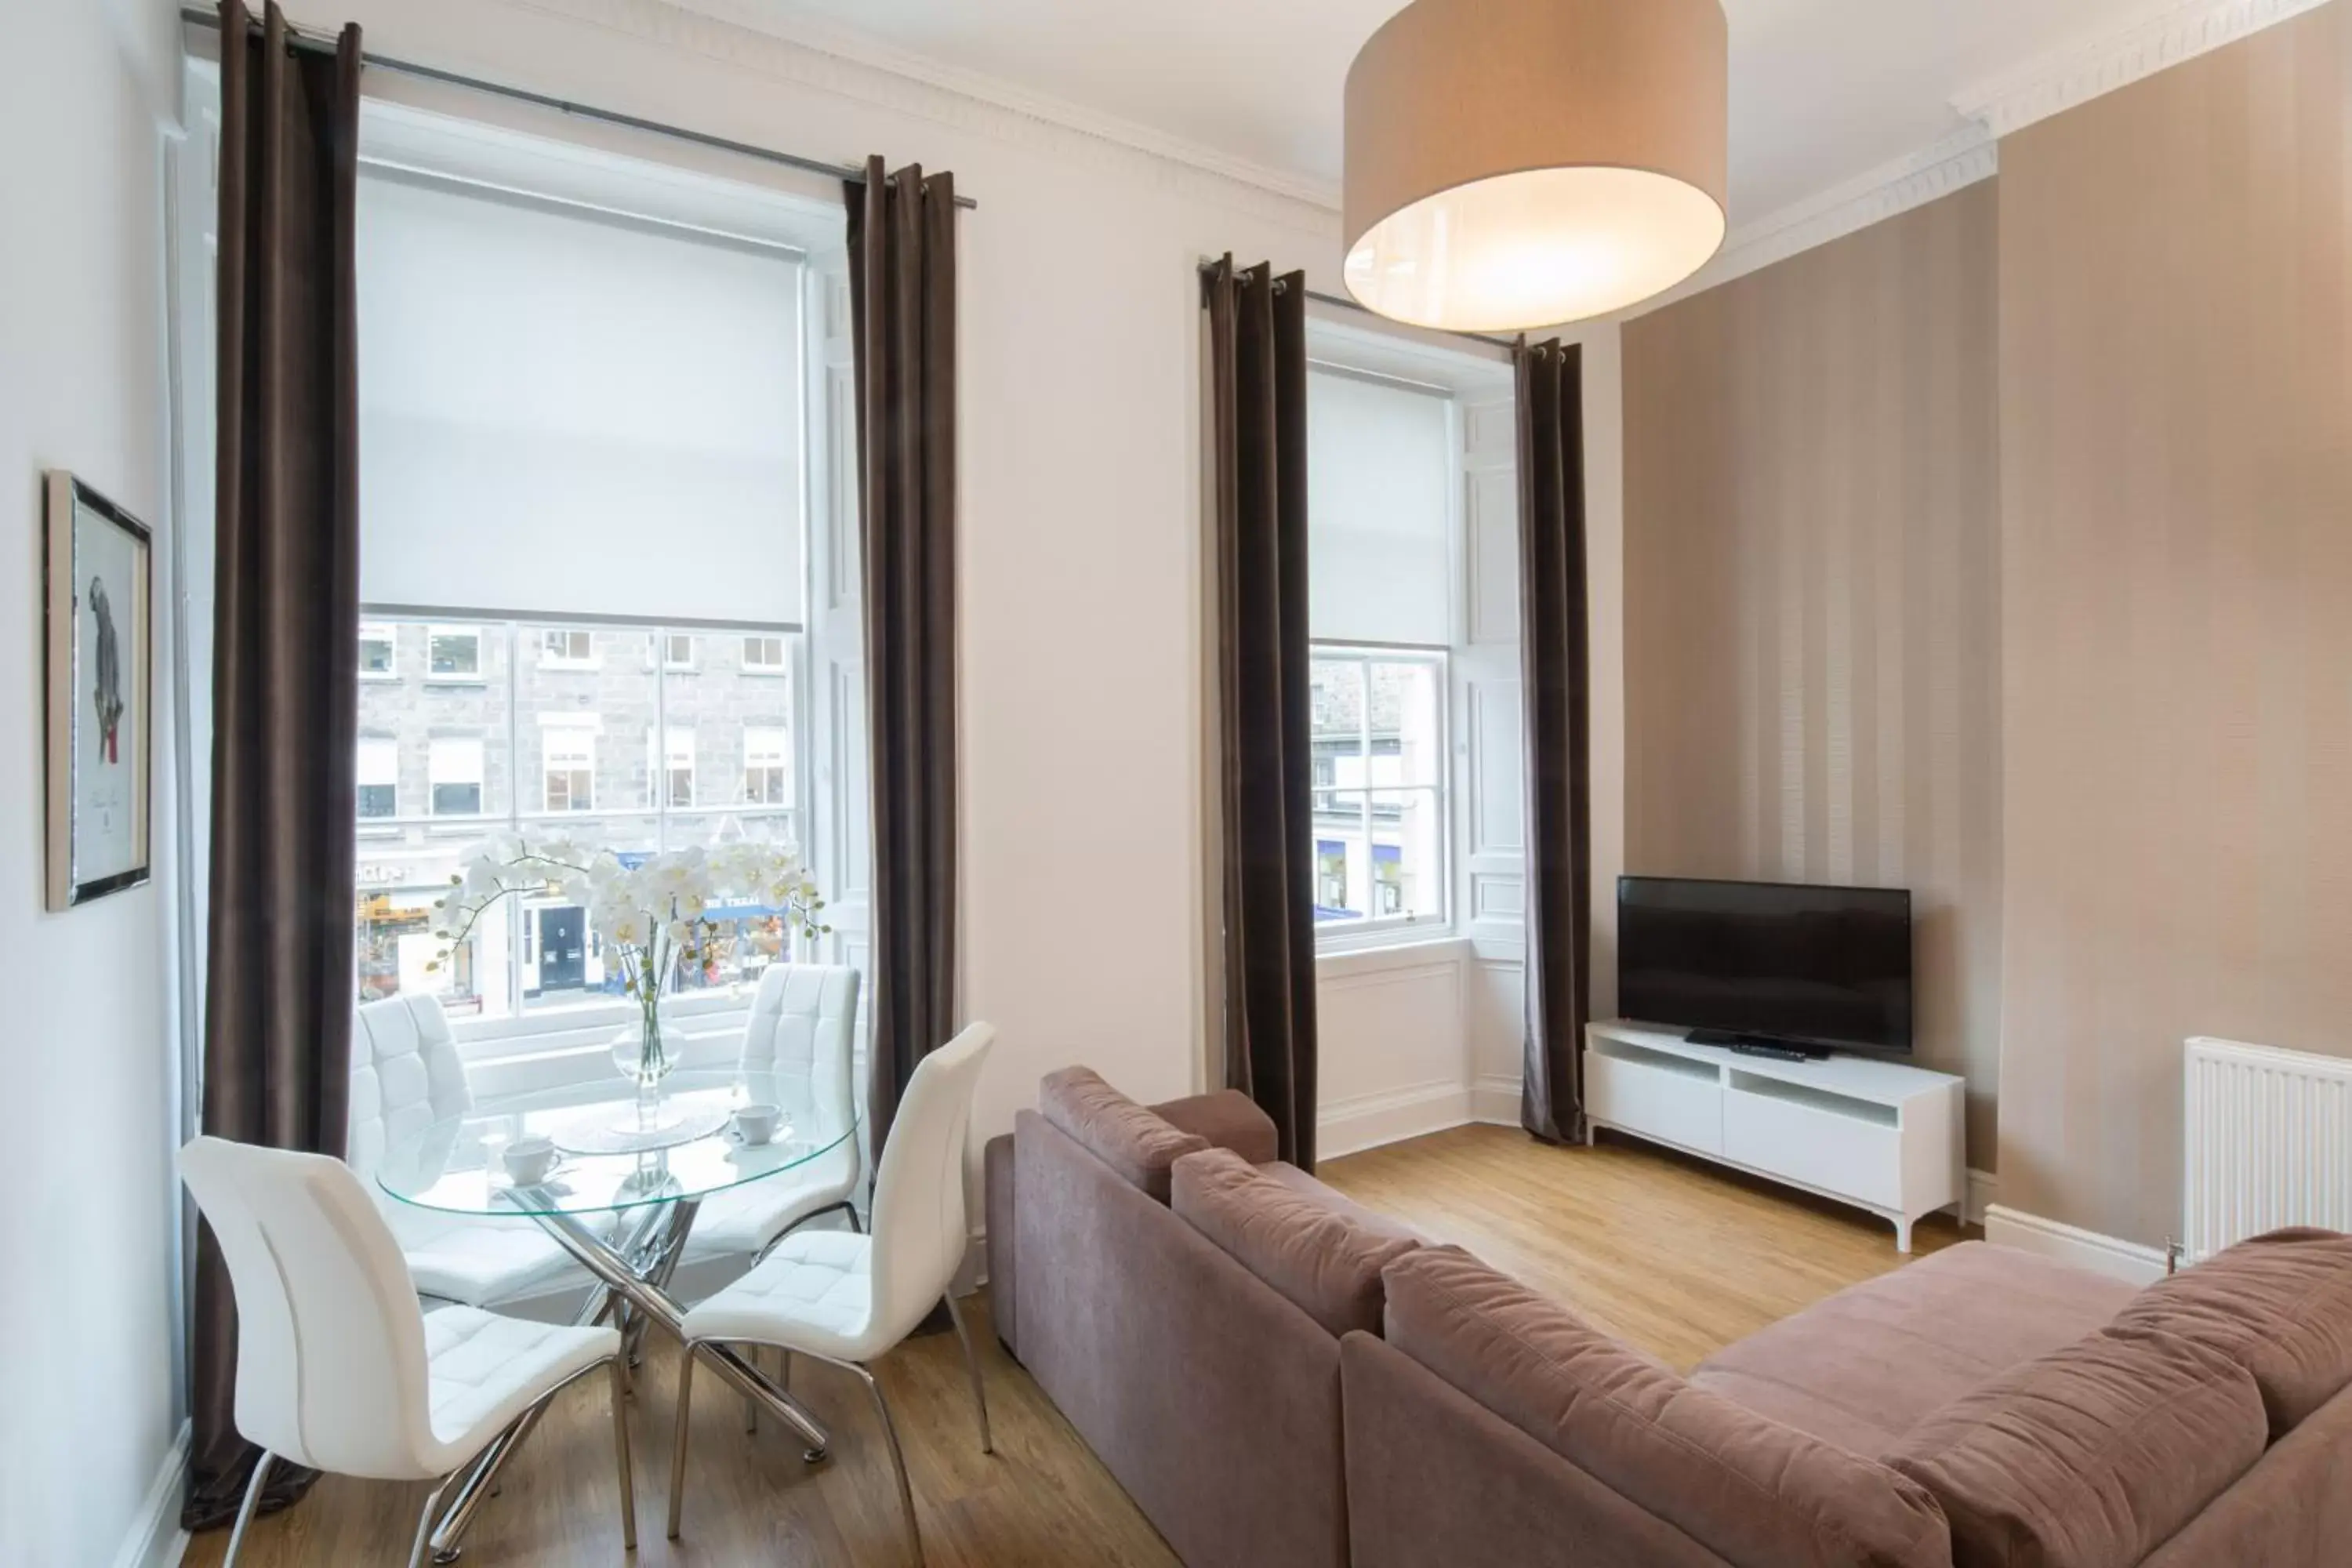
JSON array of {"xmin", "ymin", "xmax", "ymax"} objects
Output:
[
  {"xmin": 1886, "ymin": 1326, "xmax": 2267, "ymax": 1568},
  {"xmin": 1384, "ymin": 1246, "xmax": 1954, "ymax": 1568},
  {"xmin": 1149, "ymin": 1089, "xmax": 1281, "ymax": 1164},
  {"xmin": 1038, "ymin": 1067, "xmax": 1209, "ymax": 1203},
  {"xmin": 2107, "ymin": 1226, "xmax": 2352, "ymax": 1437},
  {"xmin": 1171, "ymin": 1148, "xmax": 1420, "ymax": 1338},
  {"xmin": 1694, "ymin": 1243, "xmax": 2140, "ymax": 1458},
  {"xmin": 1258, "ymin": 1162, "xmax": 1425, "ymax": 1247}
]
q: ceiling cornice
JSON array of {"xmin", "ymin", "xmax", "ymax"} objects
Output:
[
  {"xmin": 657, "ymin": 0, "xmax": 1346, "ymax": 211},
  {"xmin": 1952, "ymin": 0, "xmax": 2334, "ymax": 139},
  {"xmin": 1623, "ymin": 125, "xmax": 1999, "ymax": 321}
]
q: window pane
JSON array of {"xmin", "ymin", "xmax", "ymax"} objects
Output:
[
  {"xmin": 359, "ymin": 887, "xmax": 510, "ymax": 1022},
  {"xmin": 1312, "ymin": 791, "xmax": 1370, "ymax": 924},
  {"xmin": 352, "ymin": 617, "xmax": 807, "ymax": 1024},
  {"xmin": 1367, "ymin": 659, "xmax": 1443, "ymax": 787},
  {"xmin": 1367, "ymin": 789, "xmax": 1444, "ymax": 921},
  {"xmin": 1311, "ymin": 655, "xmax": 1367, "ymax": 787}
]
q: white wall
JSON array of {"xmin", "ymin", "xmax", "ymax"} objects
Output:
[{"xmin": 0, "ymin": 2, "xmax": 188, "ymax": 1564}]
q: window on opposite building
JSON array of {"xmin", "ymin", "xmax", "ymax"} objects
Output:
[
  {"xmin": 744, "ymin": 725, "xmax": 790, "ymax": 806},
  {"xmin": 358, "ymin": 622, "xmax": 397, "ymax": 679},
  {"xmin": 543, "ymin": 724, "xmax": 596, "ymax": 812},
  {"xmin": 428, "ymin": 736, "xmax": 485, "ymax": 817},
  {"xmin": 357, "ymin": 736, "xmax": 399, "ymax": 820}
]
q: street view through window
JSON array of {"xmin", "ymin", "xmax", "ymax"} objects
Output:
[{"xmin": 354, "ymin": 618, "xmax": 800, "ymax": 1024}]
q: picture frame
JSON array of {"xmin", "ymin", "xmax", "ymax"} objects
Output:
[{"xmin": 45, "ymin": 471, "xmax": 153, "ymax": 909}]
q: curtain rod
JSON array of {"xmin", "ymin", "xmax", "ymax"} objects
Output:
[
  {"xmin": 1195, "ymin": 261, "xmax": 1516, "ymax": 352},
  {"xmin": 181, "ymin": 5, "xmax": 979, "ymax": 211}
]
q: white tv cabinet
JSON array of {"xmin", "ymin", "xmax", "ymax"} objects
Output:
[{"xmin": 1583, "ymin": 1022, "xmax": 1965, "ymax": 1250}]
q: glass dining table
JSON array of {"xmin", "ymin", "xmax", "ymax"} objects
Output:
[{"xmin": 376, "ymin": 1068, "xmax": 855, "ymax": 1561}]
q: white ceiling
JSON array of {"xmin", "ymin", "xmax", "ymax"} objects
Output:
[{"xmin": 700, "ymin": 0, "xmax": 2176, "ymax": 225}]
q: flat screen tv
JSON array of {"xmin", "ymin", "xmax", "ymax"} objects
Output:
[{"xmin": 1617, "ymin": 876, "xmax": 1912, "ymax": 1058}]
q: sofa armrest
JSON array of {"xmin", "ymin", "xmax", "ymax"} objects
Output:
[
  {"xmin": 1149, "ymin": 1090, "xmax": 1279, "ymax": 1165},
  {"xmin": 984, "ymin": 1132, "xmax": 1018, "ymax": 1359}
]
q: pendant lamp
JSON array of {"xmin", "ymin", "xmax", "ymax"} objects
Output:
[{"xmin": 1343, "ymin": 0, "xmax": 1729, "ymax": 332}]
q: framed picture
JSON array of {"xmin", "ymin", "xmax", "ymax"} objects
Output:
[{"xmin": 45, "ymin": 472, "xmax": 152, "ymax": 909}]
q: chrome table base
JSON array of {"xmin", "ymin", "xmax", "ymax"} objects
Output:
[{"xmin": 423, "ymin": 1191, "xmax": 832, "ymax": 1561}]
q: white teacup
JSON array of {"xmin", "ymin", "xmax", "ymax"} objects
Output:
[
  {"xmin": 501, "ymin": 1136, "xmax": 561, "ymax": 1185},
  {"xmin": 731, "ymin": 1103, "xmax": 783, "ymax": 1147}
]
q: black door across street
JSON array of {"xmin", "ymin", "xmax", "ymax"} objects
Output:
[{"xmin": 539, "ymin": 906, "xmax": 586, "ymax": 992}]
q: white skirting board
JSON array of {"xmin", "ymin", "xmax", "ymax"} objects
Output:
[
  {"xmin": 1470, "ymin": 1075, "xmax": 1523, "ymax": 1127},
  {"xmin": 1984, "ymin": 1204, "xmax": 2169, "ymax": 1285},
  {"xmin": 1318, "ymin": 1082, "xmax": 1476, "ymax": 1161},
  {"xmin": 114, "ymin": 1420, "xmax": 190, "ymax": 1568}
]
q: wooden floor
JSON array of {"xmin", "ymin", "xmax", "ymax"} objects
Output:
[{"xmin": 185, "ymin": 1124, "xmax": 1971, "ymax": 1566}]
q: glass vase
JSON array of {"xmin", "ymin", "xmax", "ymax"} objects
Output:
[{"xmin": 611, "ymin": 990, "xmax": 679, "ymax": 1127}]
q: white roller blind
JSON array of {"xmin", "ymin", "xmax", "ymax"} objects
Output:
[
  {"xmin": 357, "ymin": 170, "xmax": 804, "ymax": 626},
  {"xmin": 1308, "ymin": 368, "xmax": 1453, "ymax": 645}
]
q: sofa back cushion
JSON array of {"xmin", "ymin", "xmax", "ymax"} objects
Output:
[
  {"xmin": 2107, "ymin": 1226, "xmax": 2352, "ymax": 1437},
  {"xmin": 1383, "ymin": 1247, "xmax": 1954, "ymax": 1568},
  {"xmin": 1171, "ymin": 1149, "xmax": 1420, "ymax": 1338},
  {"xmin": 1038, "ymin": 1067, "xmax": 1209, "ymax": 1203},
  {"xmin": 1885, "ymin": 1326, "xmax": 2267, "ymax": 1568}
]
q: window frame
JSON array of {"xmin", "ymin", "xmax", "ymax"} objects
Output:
[
  {"xmin": 1309, "ymin": 641, "xmax": 1454, "ymax": 953},
  {"xmin": 426, "ymin": 735, "xmax": 487, "ymax": 818}
]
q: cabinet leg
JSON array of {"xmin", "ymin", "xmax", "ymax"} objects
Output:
[{"xmin": 1894, "ymin": 1218, "xmax": 1914, "ymax": 1254}]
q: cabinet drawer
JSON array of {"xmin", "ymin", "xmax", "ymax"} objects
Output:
[
  {"xmin": 1723, "ymin": 1088, "xmax": 1901, "ymax": 1210},
  {"xmin": 1587, "ymin": 1050, "xmax": 1722, "ymax": 1156}
]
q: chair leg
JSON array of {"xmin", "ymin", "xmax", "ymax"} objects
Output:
[
  {"xmin": 853, "ymin": 1363, "xmax": 925, "ymax": 1568},
  {"xmin": 608, "ymin": 1356, "xmax": 638, "ymax": 1551},
  {"xmin": 405, "ymin": 1475, "xmax": 457, "ymax": 1568},
  {"xmin": 942, "ymin": 1291, "xmax": 994, "ymax": 1454},
  {"xmin": 221, "ymin": 1450, "xmax": 274, "ymax": 1568},
  {"xmin": 666, "ymin": 1342, "xmax": 697, "ymax": 1541}
]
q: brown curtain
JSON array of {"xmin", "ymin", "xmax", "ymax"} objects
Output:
[
  {"xmin": 845, "ymin": 157, "xmax": 959, "ymax": 1157},
  {"xmin": 1515, "ymin": 339, "xmax": 1592, "ymax": 1145},
  {"xmin": 184, "ymin": 0, "xmax": 363, "ymax": 1530},
  {"xmin": 1203, "ymin": 256, "xmax": 1319, "ymax": 1170}
]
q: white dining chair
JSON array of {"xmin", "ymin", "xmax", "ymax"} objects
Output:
[
  {"xmin": 350, "ymin": 993, "xmax": 583, "ymax": 1308},
  {"xmin": 179, "ymin": 1135, "xmax": 635, "ymax": 1568},
  {"xmin": 667, "ymin": 1022, "xmax": 998, "ymax": 1565},
  {"xmin": 680, "ymin": 962, "xmax": 864, "ymax": 1265}
]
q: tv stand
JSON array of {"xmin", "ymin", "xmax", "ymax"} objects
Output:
[
  {"xmin": 1686, "ymin": 1028, "xmax": 1830, "ymax": 1062},
  {"xmin": 1581, "ymin": 1022, "xmax": 1965, "ymax": 1251}
]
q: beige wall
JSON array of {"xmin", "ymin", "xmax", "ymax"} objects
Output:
[
  {"xmin": 1622, "ymin": 183, "xmax": 2004, "ymax": 1167},
  {"xmin": 1997, "ymin": 1, "xmax": 2352, "ymax": 1247}
]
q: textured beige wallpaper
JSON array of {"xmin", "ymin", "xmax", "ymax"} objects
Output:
[
  {"xmin": 1997, "ymin": 2, "xmax": 2352, "ymax": 1248},
  {"xmin": 1622, "ymin": 183, "xmax": 2004, "ymax": 1168}
]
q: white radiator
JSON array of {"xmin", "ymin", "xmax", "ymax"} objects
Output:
[{"xmin": 2183, "ymin": 1036, "xmax": 2352, "ymax": 1261}]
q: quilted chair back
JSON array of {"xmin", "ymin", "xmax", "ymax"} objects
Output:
[
  {"xmin": 348, "ymin": 993, "xmax": 474, "ymax": 1181},
  {"xmin": 867, "ymin": 1022, "xmax": 996, "ymax": 1345},
  {"xmin": 741, "ymin": 963, "xmax": 859, "ymax": 1129},
  {"xmin": 178, "ymin": 1137, "xmax": 440, "ymax": 1479}
]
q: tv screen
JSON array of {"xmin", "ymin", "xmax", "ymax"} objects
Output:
[{"xmin": 1617, "ymin": 876, "xmax": 1912, "ymax": 1054}]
